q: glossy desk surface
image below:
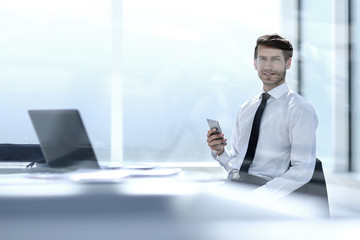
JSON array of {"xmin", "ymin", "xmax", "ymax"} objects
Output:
[{"xmin": 0, "ymin": 162, "xmax": 359, "ymax": 240}]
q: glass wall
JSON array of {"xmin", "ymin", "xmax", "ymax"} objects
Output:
[
  {"xmin": 1, "ymin": 0, "xmax": 355, "ymax": 170},
  {"xmin": 122, "ymin": 0, "xmax": 284, "ymax": 162},
  {"xmin": 0, "ymin": 0, "xmax": 113, "ymax": 160},
  {"xmin": 1, "ymin": 0, "xmax": 289, "ymax": 164},
  {"xmin": 352, "ymin": 0, "xmax": 360, "ymax": 171},
  {"xmin": 300, "ymin": 0, "xmax": 337, "ymax": 170}
]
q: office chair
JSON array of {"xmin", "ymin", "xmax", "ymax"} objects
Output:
[
  {"xmin": 0, "ymin": 144, "xmax": 45, "ymax": 162},
  {"xmin": 293, "ymin": 158, "xmax": 330, "ymax": 218}
]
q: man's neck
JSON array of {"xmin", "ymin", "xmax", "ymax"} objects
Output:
[{"xmin": 263, "ymin": 80, "xmax": 286, "ymax": 92}]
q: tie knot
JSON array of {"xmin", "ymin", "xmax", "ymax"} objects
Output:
[{"xmin": 262, "ymin": 92, "xmax": 271, "ymax": 101}]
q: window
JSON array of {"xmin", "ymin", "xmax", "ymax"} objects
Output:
[
  {"xmin": 122, "ymin": 0, "xmax": 283, "ymax": 162},
  {"xmin": 3, "ymin": 0, "xmax": 349, "ymax": 169},
  {"xmin": 0, "ymin": 0, "xmax": 113, "ymax": 160},
  {"xmin": 300, "ymin": 0, "xmax": 335, "ymax": 169}
]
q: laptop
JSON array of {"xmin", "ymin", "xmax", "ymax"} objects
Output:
[
  {"xmin": 28, "ymin": 109, "xmax": 183, "ymax": 178},
  {"xmin": 28, "ymin": 109, "xmax": 104, "ymax": 169}
]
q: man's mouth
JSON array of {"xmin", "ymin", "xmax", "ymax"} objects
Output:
[{"xmin": 262, "ymin": 71, "xmax": 275, "ymax": 77}]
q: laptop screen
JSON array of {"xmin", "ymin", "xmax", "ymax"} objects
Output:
[{"xmin": 28, "ymin": 109, "xmax": 99, "ymax": 169}]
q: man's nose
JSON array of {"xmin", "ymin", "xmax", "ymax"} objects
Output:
[{"xmin": 264, "ymin": 60, "xmax": 273, "ymax": 69}]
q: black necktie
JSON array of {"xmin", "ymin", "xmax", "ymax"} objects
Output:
[{"xmin": 240, "ymin": 92, "xmax": 271, "ymax": 174}]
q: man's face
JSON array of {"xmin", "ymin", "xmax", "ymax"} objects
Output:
[{"xmin": 254, "ymin": 45, "xmax": 291, "ymax": 91}]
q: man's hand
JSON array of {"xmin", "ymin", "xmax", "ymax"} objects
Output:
[{"xmin": 207, "ymin": 128, "xmax": 227, "ymax": 156}]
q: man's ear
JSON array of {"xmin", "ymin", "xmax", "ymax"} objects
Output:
[
  {"xmin": 254, "ymin": 59, "xmax": 258, "ymax": 70},
  {"xmin": 286, "ymin": 57, "xmax": 292, "ymax": 69}
]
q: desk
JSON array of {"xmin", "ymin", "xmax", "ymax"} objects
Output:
[{"xmin": 0, "ymin": 163, "xmax": 359, "ymax": 240}]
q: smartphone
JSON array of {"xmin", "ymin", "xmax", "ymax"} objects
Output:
[{"xmin": 207, "ymin": 118, "xmax": 222, "ymax": 135}]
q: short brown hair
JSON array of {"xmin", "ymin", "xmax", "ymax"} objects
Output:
[{"xmin": 254, "ymin": 34, "xmax": 293, "ymax": 62}]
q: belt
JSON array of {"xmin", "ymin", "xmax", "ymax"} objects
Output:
[
  {"xmin": 228, "ymin": 170, "xmax": 243, "ymax": 181},
  {"xmin": 227, "ymin": 170, "xmax": 268, "ymax": 186}
]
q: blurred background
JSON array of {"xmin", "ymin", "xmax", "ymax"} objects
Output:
[{"xmin": 0, "ymin": 0, "xmax": 358, "ymax": 173}]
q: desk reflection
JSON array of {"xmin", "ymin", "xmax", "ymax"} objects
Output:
[{"xmin": 0, "ymin": 168, "xmax": 348, "ymax": 240}]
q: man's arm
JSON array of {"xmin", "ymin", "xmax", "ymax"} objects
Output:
[{"xmin": 254, "ymin": 102, "xmax": 318, "ymax": 199}]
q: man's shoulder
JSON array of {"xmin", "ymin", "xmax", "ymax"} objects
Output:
[
  {"xmin": 286, "ymin": 90, "xmax": 317, "ymax": 115},
  {"xmin": 241, "ymin": 94, "xmax": 260, "ymax": 108},
  {"xmin": 287, "ymin": 90, "xmax": 312, "ymax": 105}
]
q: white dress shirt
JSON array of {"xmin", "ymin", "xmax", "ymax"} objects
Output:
[{"xmin": 213, "ymin": 82, "xmax": 318, "ymax": 199}]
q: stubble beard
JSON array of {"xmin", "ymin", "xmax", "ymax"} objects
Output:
[{"xmin": 260, "ymin": 69, "xmax": 287, "ymax": 90}]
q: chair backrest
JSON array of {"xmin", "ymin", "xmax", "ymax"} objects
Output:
[{"xmin": 293, "ymin": 158, "xmax": 329, "ymax": 217}]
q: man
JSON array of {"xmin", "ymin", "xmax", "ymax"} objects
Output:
[{"xmin": 207, "ymin": 34, "xmax": 318, "ymax": 199}]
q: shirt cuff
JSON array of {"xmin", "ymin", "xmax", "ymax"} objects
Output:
[{"xmin": 211, "ymin": 149, "xmax": 231, "ymax": 171}]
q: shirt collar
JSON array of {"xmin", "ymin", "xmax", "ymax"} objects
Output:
[{"xmin": 262, "ymin": 82, "xmax": 289, "ymax": 100}]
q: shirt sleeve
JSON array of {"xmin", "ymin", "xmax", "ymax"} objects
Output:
[
  {"xmin": 253, "ymin": 101, "xmax": 318, "ymax": 199},
  {"xmin": 211, "ymin": 110, "xmax": 243, "ymax": 172}
]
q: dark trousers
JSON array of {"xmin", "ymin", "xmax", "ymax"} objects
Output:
[{"xmin": 227, "ymin": 169, "xmax": 330, "ymax": 218}]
